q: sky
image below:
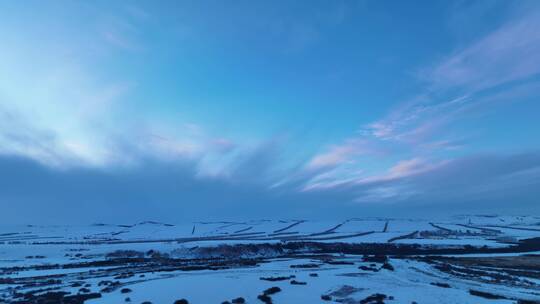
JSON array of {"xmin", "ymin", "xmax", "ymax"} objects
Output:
[{"xmin": 1, "ymin": 0, "xmax": 539, "ymax": 224}]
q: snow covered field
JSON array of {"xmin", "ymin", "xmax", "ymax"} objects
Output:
[{"xmin": 1, "ymin": 215, "xmax": 539, "ymax": 303}]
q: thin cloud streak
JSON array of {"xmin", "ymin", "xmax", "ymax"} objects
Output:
[
  {"xmin": 424, "ymin": 7, "xmax": 540, "ymax": 93},
  {"xmin": 300, "ymin": 4, "xmax": 540, "ymax": 197}
]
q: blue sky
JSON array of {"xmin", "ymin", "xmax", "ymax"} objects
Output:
[{"xmin": 1, "ymin": 0, "xmax": 539, "ymax": 223}]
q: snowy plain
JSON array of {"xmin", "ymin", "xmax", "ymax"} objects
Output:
[{"xmin": 1, "ymin": 215, "xmax": 539, "ymax": 303}]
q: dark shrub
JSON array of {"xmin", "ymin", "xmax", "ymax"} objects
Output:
[
  {"xmin": 263, "ymin": 287, "xmax": 281, "ymax": 295},
  {"xmin": 469, "ymin": 290, "xmax": 507, "ymax": 300},
  {"xmin": 360, "ymin": 293, "xmax": 387, "ymax": 304},
  {"xmin": 430, "ymin": 282, "xmax": 450, "ymax": 288},
  {"xmin": 260, "ymin": 275, "xmax": 295, "ymax": 281},
  {"xmin": 362, "ymin": 255, "xmax": 388, "ymax": 263},
  {"xmin": 381, "ymin": 262, "xmax": 394, "ymax": 271},
  {"xmin": 257, "ymin": 294, "xmax": 272, "ymax": 304}
]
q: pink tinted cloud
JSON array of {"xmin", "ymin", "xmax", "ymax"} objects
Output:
[
  {"xmin": 305, "ymin": 139, "xmax": 370, "ymax": 170},
  {"xmin": 355, "ymin": 158, "xmax": 447, "ymax": 185},
  {"xmin": 425, "ymin": 8, "xmax": 540, "ymax": 92}
]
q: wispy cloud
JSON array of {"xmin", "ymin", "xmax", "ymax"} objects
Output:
[
  {"xmin": 299, "ymin": 3, "xmax": 540, "ymax": 198},
  {"xmin": 424, "ymin": 7, "xmax": 540, "ymax": 93},
  {"xmin": 363, "ymin": 94, "xmax": 470, "ymax": 143},
  {"xmin": 356, "ymin": 158, "xmax": 446, "ymax": 185},
  {"xmin": 305, "ymin": 138, "xmax": 372, "ymax": 170}
]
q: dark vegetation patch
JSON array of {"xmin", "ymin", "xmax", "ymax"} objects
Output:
[
  {"xmin": 381, "ymin": 262, "xmax": 394, "ymax": 271},
  {"xmin": 11, "ymin": 291, "xmax": 102, "ymax": 304},
  {"xmin": 25, "ymin": 255, "xmax": 46, "ymax": 259},
  {"xmin": 260, "ymin": 275, "xmax": 295, "ymax": 281},
  {"xmin": 359, "ymin": 293, "xmax": 387, "ymax": 304},
  {"xmin": 469, "ymin": 289, "xmax": 507, "ymax": 300},
  {"xmin": 256, "ymin": 287, "xmax": 281, "ymax": 304},
  {"xmin": 257, "ymin": 294, "xmax": 272, "ymax": 304},
  {"xmin": 328, "ymin": 285, "xmax": 363, "ymax": 297},
  {"xmin": 456, "ymin": 224, "xmax": 501, "ymax": 234},
  {"xmin": 324, "ymin": 260, "xmax": 355, "ymax": 265},
  {"xmin": 263, "ymin": 287, "xmax": 281, "ymax": 295},
  {"xmin": 106, "ymin": 250, "xmax": 144, "ymax": 259},
  {"xmin": 114, "ymin": 272, "xmax": 134, "ymax": 279},
  {"xmin": 362, "ymin": 255, "xmax": 388, "ymax": 263},
  {"xmin": 359, "ymin": 265, "xmax": 379, "ymax": 272},
  {"xmin": 290, "ymin": 263, "xmax": 320, "ymax": 269},
  {"xmin": 517, "ymin": 300, "xmax": 540, "ymax": 304},
  {"xmin": 100, "ymin": 281, "xmax": 121, "ymax": 293},
  {"xmin": 430, "ymin": 282, "xmax": 451, "ymax": 288},
  {"xmin": 418, "ymin": 254, "xmax": 540, "ymax": 289},
  {"xmin": 33, "ymin": 236, "xmax": 540, "ymax": 257}
]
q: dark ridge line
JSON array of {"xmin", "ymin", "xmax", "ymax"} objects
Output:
[
  {"xmin": 138, "ymin": 221, "xmax": 175, "ymax": 226},
  {"xmin": 224, "ymin": 232, "xmax": 265, "ymax": 237},
  {"xmin": 0, "ymin": 232, "xmax": 30, "ymax": 237},
  {"xmin": 0, "ymin": 236, "xmax": 63, "ymax": 242},
  {"xmin": 299, "ymin": 231, "xmax": 374, "ymax": 241},
  {"xmin": 273, "ymin": 221, "xmax": 304, "ymax": 233},
  {"xmin": 217, "ymin": 223, "xmax": 246, "ymax": 230},
  {"xmin": 29, "ymin": 231, "xmax": 376, "ymax": 246},
  {"xmin": 267, "ymin": 232, "xmax": 300, "ymax": 237},
  {"xmin": 117, "ymin": 224, "xmax": 135, "ymax": 228},
  {"xmin": 234, "ymin": 227, "xmax": 253, "ymax": 234},
  {"xmin": 484, "ymin": 225, "xmax": 540, "ymax": 232},
  {"xmin": 429, "ymin": 223, "xmax": 453, "ymax": 233},
  {"xmin": 195, "ymin": 221, "xmax": 241, "ymax": 225},
  {"xmin": 308, "ymin": 221, "xmax": 349, "ymax": 237},
  {"xmin": 239, "ymin": 231, "xmax": 374, "ymax": 242},
  {"xmin": 388, "ymin": 231, "xmax": 418, "ymax": 243},
  {"xmin": 31, "ymin": 232, "xmax": 267, "ymax": 246}
]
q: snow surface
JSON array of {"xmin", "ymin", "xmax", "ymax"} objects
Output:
[{"xmin": 1, "ymin": 215, "xmax": 540, "ymax": 303}]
